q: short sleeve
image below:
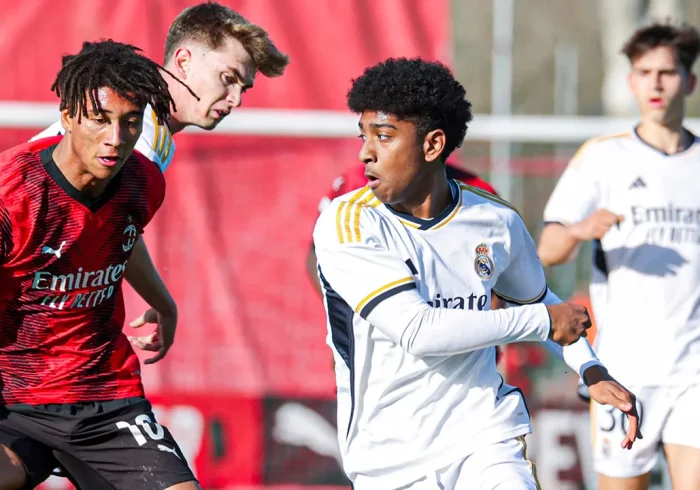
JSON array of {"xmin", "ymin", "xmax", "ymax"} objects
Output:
[
  {"xmin": 493, "ymin": 213, "xmax": 548, "ymax": 305},
  {"xmin": 313, "ymin": 200, "xmax": 416, "ymax": 319},
  {"xmin": 543, "ymin": 142, "xmax": 600, "ymax": 225}
]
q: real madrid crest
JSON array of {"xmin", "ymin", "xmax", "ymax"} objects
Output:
[
  {"xmin": 474, "ymin": 243, "xmax": 494, "ymax": 280},
  {"xmin": 122, "ymin": 215, "xmax": 138, "ymax": 252}
]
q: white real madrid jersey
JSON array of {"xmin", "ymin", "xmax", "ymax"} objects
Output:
[
  {"xmin": 544, "ymin": 128, "xmax": 700, "ymax": 386},
  {"xmin": 313, "ymin": 180, "xmax": 599, "ymax": 488},
  {"xmin": 30, "ymin": 104, "xmax": 175, "ymax": 172}
]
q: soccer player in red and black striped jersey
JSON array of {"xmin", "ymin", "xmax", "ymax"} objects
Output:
[{"xmin": 0, "ymin": 41, "xmax": 200, "ymax": 490}]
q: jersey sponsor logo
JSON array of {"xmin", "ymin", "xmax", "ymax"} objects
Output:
[
  {"xmin": 474, "ymin": 243, "xmax": 494, "ymax": 280},
  {"xmin": 31, "ymin": 259, "xmax": 129, "ymax": 310},
  {"xmin": 631, "ymin": 204, "xmax": 700, "ymax": 225},
  {"xmin": 427, "ymin": 292, "xmax": 488, "ymax": 310},
  {"xmin": 631, "ymin": 204, "xmax": 700, "ymax": 245}
]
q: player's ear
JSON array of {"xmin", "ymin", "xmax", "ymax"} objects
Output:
[
  {"xmin": 60, "ymin": 108, "xmax": 73, "ymax": 133},
  {"xmin": 173, "ymin": 46, "xmax": 193, "ymax": 79},
  {"xmin": 423, "ymin": 129, "xmax": 446, "ymax": 163},
  {"xmin": 684, "ymin": 72, "xmax": 697, "ymax": 96}
]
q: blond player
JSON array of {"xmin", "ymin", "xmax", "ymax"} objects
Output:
[{"xmin": 33, "ymin": 1, "xmax": 290, "ymax": 170}]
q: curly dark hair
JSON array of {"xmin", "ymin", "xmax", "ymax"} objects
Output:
[
  {"xmin": 623, "ymin": 22, "xmax": 700, "ymax": 73},
  {"xmin": 347, "ymin": 57, "xmax": 473, "ymax": 161},
  {"xmin": 51, "ymin": 39, "xmax": 180, "ymax": 124}
]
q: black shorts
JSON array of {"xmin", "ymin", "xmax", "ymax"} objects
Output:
[{"xmin": 0, "ymin": 397, "xmax": 197, "ymax": 489}]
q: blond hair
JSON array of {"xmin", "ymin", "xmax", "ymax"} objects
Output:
[{"xmin": 164, "ymin": 2, "xmax": 290, "ymax": 78}]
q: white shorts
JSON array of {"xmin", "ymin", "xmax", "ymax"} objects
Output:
[
  {"xmin": 396, "ymin": 437, "xmax": 540, "ymax": 490},
  {"xmin": 591, "ymin": 383, "xmax": 700, "ymax": 478}
]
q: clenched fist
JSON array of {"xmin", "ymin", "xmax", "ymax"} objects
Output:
[
  {"xmin": 569, "ymin": 208, "xmax": 624, "ymax": 241},
  {"xmin": 546, "ymin": 303, "xmax": 592, "ymax": 346}
]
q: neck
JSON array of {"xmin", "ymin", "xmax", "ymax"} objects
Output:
[
  {"xmin": 637, "ymin": 115, "xmax": 690, "ymax": 155},
  {"xmin": 166, "ymin": 113, "xmax": 186, "ymax": 135},
  {"xmin": 392, "ymin": 166, "xmax": 452, "ymax": 220},
  {"xmin": 163, "ymin": 68, "xmax": 188, "ymax": 135},
  {"xmin": 52, "ymin": 139, "xmax": 110, "ymax": 197}
]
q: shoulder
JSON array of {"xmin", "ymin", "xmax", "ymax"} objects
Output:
[
  {"xmin": 126, "ymin": 150, "xmax": 166, "ymax": 184},
  {"xmin": 0, "ymin": 137, "xmax": 59, "ymax": 189},
  {"xmin": 446, "ymin": 165, "xmax": 498, "ymax": 195},
  {"xmin": 134, "ymin": 104, "xmax": 175, "ymax": 172},
  {"xmin": 314, "ymin": 186, "xmax": 385, "ymax": 247},
  {"xmin": 458, "ymin": 180, "xmax": 520, "ymax": 223},
  {"xmin": 124, "ymin": 151, "xmax": 166, "ymax": 204},
  {"xmin": 569, "ymin": 131, "xmax": 634, "ymax": 170}
]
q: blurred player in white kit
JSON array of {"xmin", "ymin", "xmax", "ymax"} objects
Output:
[{"xmin": 539, "ymin": 22, "xmax": 700, "ymax": 490}]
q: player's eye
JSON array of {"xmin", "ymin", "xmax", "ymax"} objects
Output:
[
  {"xmin": 377, "ymin": 134, "xmax": 390, "ymax": 140},
  {"xmin": 93, "ymin": 117, "xmax": 107, "ymax": 124},
  {"xmin": 222, "ymin": 74, "xmax": 236, "ymax": 86},
  {"xmin": 358, "ymin": 134, "xmax": 367, "ymax": 141}
]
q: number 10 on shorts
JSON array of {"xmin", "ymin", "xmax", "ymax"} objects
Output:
[{"xmin": 116, "ymin": 414, "xmax": 165, "ymax": 446}]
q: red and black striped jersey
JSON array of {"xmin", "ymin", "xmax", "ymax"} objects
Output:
[{"xmin": 0, "ymin": 136, "xmax": 165, "ymax": 405}]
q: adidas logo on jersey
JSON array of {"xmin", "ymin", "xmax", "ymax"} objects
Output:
[
  {"xmin": 629, "ymin": 177, "xmax": 647, "ymax": 189},
  {"xmin": 427, "ymin": 293, "xmax": 488, "ymax": 310}
]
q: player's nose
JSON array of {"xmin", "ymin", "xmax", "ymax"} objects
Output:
[
  {"xmin": 359, "ymin": 140, "xmax": 376, "ymax": 164},
  {"xmin": 226, "ymin": 85, "xmax": 242, "ymax": 109},
  {"xmin": 105, "ymin": 122, "xmax": 125, "ymax": 147}
]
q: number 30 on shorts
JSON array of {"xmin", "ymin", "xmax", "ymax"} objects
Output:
[
  {"xmin": 116, "ymin": 414, "xmax": 165, "ymax": 446},
  {"xmin": 598, "ymin": 400, "xmax": 643, "ymax": 435}
]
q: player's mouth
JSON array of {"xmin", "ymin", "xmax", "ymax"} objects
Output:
[
  {"xmin": 365, "ymin": 172, "xmax": 381, "ymax": 189},
  {"xmin": 97, "ymin": 156, "xmax": 120, "ymax": 167},
  {"xmin": 648, "ymin": 97, "xmax": 665, "ymax": 108},
  {"xmin": 213, "ymin": 109, "xmax": 230, "ymax": 120}
]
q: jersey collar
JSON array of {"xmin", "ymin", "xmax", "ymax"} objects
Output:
[
  {"xmin": 632, "ymin": 125, "xmax": 699, "ymax": 157},
  {"xmin": 39, "ymin": 144, "xmax": 123, "ymax": 213},
  {"xmin": 386, "ymin": 179, "xmax": 462, "ymax": 231}
]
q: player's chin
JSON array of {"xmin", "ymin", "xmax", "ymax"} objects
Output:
[
  {"xmin": 91, "ymin": 161, "xmax": 121, "ymax": 179},
  {"xmin": 198, "ymin": 113, "xmax": 227, "ymax": 130},
  {"xmin": 370, "ymin": 187, "xmax": 393, "ymax": 204}
]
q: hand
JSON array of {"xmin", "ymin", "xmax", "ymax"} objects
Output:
[
  {"xmin": 584, "ymin": 365, "xmax": 642, "ymax": 450},
  {"xmin": 128, "ymin": 307, "xmax": 177, "ymax": 365},
  {"xmin": 569, "ymin": 208, "xmax": 624, "ymax": 241},
  {"xmin": 546, "ymin": 302, "xmax": 592, "ymax": 346}
]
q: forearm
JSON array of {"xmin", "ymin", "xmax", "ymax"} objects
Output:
[
  {"xmin": 538, "ymin": 289, "xmax": 601, "ymax": 378},
  {"xmin": 368, "ymin": 293, "xmax": 551, "ymax": 357},
  {"xmin": 125, "ymin": 237, "xmax": 176, "ymax": 314},
  {"xmin": 537, "ymin": 223, "xmax": 581, "ymax": 266}
]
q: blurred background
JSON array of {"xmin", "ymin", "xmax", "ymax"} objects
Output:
[{"xmin": 2, "ymin": 0, "xmax": 700, "ymax": 488}]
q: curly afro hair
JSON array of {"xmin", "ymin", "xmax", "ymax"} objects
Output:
[{"xmin": 347, "ymin": 57, "xmax": 473, "ymax": 161}]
